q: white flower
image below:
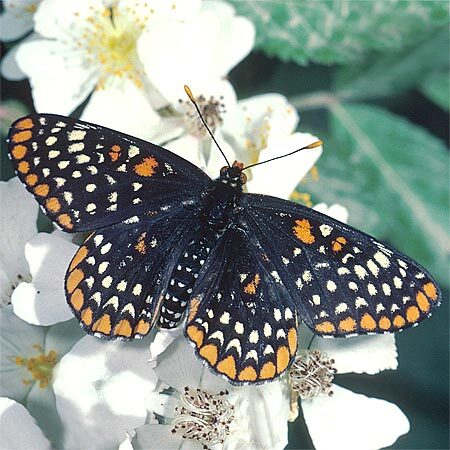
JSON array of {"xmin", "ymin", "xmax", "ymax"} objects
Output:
[
  {"xmin": 53, "ymin": 335, "xmax": 158, "ymax": 450},
  {"xmin": 11, "ymin": 232, "xmax": 78, "ymax": 325},
  {"xmin": 138, "ymin": 1, "xmax": 255, "ymax": 107},
  {"xmin": 313, "ymin": 202, "xmax": 349, "ymax": 223},
  {"xmin": 0, "ymin": 177, "xmax": 38, "ymax": 307},
  {"xmin": 289, "ymin": 332, "xmax": 409, "ymax": 450},
  {"xmin": 0, "ymin": 307, "xmax": 85, "ymax": 447},
  {"xmin": 15, "ymin": 0, "xmax": 199, "ymax": 139},
  {"xmin": 167, "ymin": 93, "xmax": 321, "ymax": 195},
  {"xmin": 135, "ymin": 337, "xmax": 290, "ymax": 450},
  {"xmin": 0, "ymin": 397, "xmax": 51, "ymax": 450},
  {"xmin": 0, "ymin": 0, "xmax": 39, "ymax": 42}
]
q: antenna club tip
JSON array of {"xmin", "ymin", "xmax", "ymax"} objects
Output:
[
  {"xmin": 305, "ymin": 140, "xmax": 323, "ymax": 149},
  {"xmin": 184, "ymin": 85, "xmax": 195, "ymax": 102}
]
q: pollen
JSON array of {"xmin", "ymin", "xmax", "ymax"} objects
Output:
[{"xmin": 13, "ymin": 344, "xmax": 58, "ymax": 389}]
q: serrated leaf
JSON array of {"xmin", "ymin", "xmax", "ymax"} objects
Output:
[
  {"xmin": 230, "ymin": 0, "xmax": 449, "ymax": 65},
  {"xmin": 420, "ymin": 70, "xmax": 450, "ymax": 111},
  {"xmin": 334, "ymin": 28, "xmax": 449, "ymax": 100},
  {"xmin": 301, "ymin": 104, "xmax": 449, "ymax": 288}
]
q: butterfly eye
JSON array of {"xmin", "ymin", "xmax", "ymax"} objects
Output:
[
  {"xmin": 240, "ymin": 172, "xmax": 247, "ymax": 185},
  {"xmin": 220, "ymin": 166, "xmax": 228, "ymax": 176}
]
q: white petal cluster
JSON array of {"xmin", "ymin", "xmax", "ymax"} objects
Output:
[{"xmin": 0, "ymin": 1, "xmax": 412, "ymax": 449}]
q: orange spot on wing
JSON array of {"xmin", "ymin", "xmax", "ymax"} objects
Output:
[
  {"xmin": 92, "ymin": 314, "xmax": 112, "ymax": 335},
  {"xmin": 243, "ymin": 274, "xmax": 260, "ymax": 295},
  {"xmin": 238, "ymin": 366, "xmax": 257, "ymax": 381},
  {"xmin": 416, "ymin": 291, "xmax": 430, "ymax": 313},
  {"xmin": 315, "ymin": 321, "xmax": 335, "ymax": 334},
  {"xmin": 108, "ymin": 144, "xmax": 121, "ymax": 162},
  {"xmin": 69, "ymin": 246, "xmax": 88, "ymax": 271},
  {"xmin": 188, "ymin": 297, "xmax": 200, "ymax": 322},
  {"xmin": 338, "ymin": 317, "xmax": 356, "ymax": 333},
  {"xmin": 66, "ymin": 268, "xmax": 84, "ymax": 294},
  {"xmin": 332, "ymin": 236, "xmax": 347, "ymax": 253},
  {"xmin": 12, "ymin": 130, "xmax": 32, "ymax": 143},
  {"xmin": 16, "ymin": 118, "xmax": 34, "ymax": 130},
  {"xmin": 12, "ymin": 144, "xmax": 27, "ymax": 159},
  {"xmin": 133, "ymin": 156, "xmax": 158, "ymax": 177},
  {"xmin": 423, "ymin": 282, "xmax": 438, "ymax": 301},
  {"xmin": 287, "ymin": 327, "xmax": 297, "ymax": 355},
  {"xmin": 34, "ymin": 184, "xmax": 50, "ymax": 197},
  {"xmin": 199, "ymin": 344, "xmax": 218, "ymax": 366},
  {"xmin": 25, "ymin": 174, "xmax": 38, "ymax": 186},
  {"xmin": 114, "ymin": 319, "xmax": 132, "ymax": 337},
  {"xmin": 360, "ymin": 313, "xmax": 376, "ymax": 331},
  {"xmin": 57, "ymin": 214, "xmax": 73, "ymax": 230},
  {"xmin": 134, "ymin": 319, "xmax": 151, "ymax": 335},
  {"xmin": 187, "ymin": 325, "xmax": 204, "ymax": 348},
  {"xmin": 70, "ymin": 288, "xmax": 84, "ymax": 311},
  {"xmin": 45, "ymin": 197, "xmax": 61, "ymax": 213},
  {"xmin": 17, "ymin": 161, "xmax": 30, "ymax": 174},
  {"xmin": 293, "ymin": 219, "xmax": 315, "ymax": 244},
  {"xmin": 276, "ymin": 346, "xmax": 290, "ymax": 373},
  {"xmin": 81, "ymin": 307, "xmax": 93, "ymax": 326},
  {"xmin": 406, "ymin": 306, "xmax": 420, "ymax": 323},
  {"xmin": 134, "ymin": 232, "xmax": 147, "ymax": 254},
  {"xmin": 393, "ymin": 315, "xmax": 405, "ymax": 328},
  {"xmin": 378, "ymin": 316, "xmax": 391, "ymax": 330},
  {"xmin": 216, "ymin": 355, "xmax": 237, "ymax": 379},
  {"xmin": 259, "ymin": 361, "xmax": 276, "ymax": 379}
]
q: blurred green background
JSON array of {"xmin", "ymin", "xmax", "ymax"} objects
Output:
[{"xmin": 1, "ymin": 1, "xmax": 449, "ymax": 449}]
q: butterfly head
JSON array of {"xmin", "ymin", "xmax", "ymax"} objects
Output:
[{"xmin": 219, "ymin": 161, "xmax": 247, "ymax": 188}]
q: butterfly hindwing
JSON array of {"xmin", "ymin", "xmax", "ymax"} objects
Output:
[
  {"xmin": 66, "ymin": 206, "xmax": 199, "ymax": 339},
  {"xmin": 242, "ymin": 194, "xmax": 441, "ymax": 337},
  {"xmin": 8, "ymin": 114, "xmax": 211, "ymax": 232},
  {"xmin": 185, "ymin": 226, "xmax": 299, "ymax": 384}
]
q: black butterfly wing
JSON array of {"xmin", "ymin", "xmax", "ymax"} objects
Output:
[
  {"xmin": 8, "ymin": 114, "xmax": 211, "ymax": 232},
  {"xmin": 185, "ymin": 226, "xmax": 299, "ymax": 384},
  {"xmin": 241, "ymin": 193, "xmax": 441, "ymax": 337},
  {"xmin": 66, "ymin": 204, "xmax": 201, "ymax": 339}
]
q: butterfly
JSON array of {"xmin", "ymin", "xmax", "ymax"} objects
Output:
[{"xmin": 8, "ymin": 111, "xmax": 440, "ymax": 384}]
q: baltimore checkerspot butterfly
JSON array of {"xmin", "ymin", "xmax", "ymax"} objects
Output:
[{"xmin": 7, "ymin": 88, "xmax": 440, "ymax": 384}]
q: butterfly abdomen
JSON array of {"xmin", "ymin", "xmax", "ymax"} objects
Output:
[{"xmin": 158, "ymin": 231, "xmax": 217, "ymax": 328}]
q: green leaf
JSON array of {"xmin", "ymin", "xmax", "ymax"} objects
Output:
[
  {"xmin": 420, "ymin": 70, "xmax": 450, "ymax": 111},
  {"xmin": 334, "ymin": 28, "xmax": 449, "ymax": 100},
  {"xmin": 301, "ymin": 103, "xmax": 449, "ymax": 287},
  {"xmin": 230, "ymin": 0, "xmax": 449, "ymax": 65}
]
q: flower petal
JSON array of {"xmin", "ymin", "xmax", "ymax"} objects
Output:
[
  {"xmin": 0, "ymin": 45, "xmax": 26, "ymax": 81},
  {"xmin": 16, "ymin": 39, "xmax": 97, "ymax": 115},
  {"xmin": 149, "ymin": 326, "xmax": 184, "ymax": 367},
  {"xmin": 302, "ymin": 384, "xmax": 410, "ymax": 450},
  {"xmin": 138, "ymin": 2, "xmax": 254, "ymax": 105},
  {"xmin": 233, "ymin": 381, "xmax": 291, "ymax": 450},
  {"xmin": 54, "ymin": 336, "xmax": 158, "ymax": 450},
  {"xmin": 313, "ymin": 203, "xmax": 349, "ymax": 223},
  {"xmin": 0, "ymin": 1, "xmax": 35, "ymax": 42},
  {"xmin": 81, "ymin": 78, "xmax": 163, "ymax": 141},
  {"xmin": 312, "ymin": 334, "xmax": 398, "ymax": 375},
  {"xmin": 0, "ymin": 177, "xmax": 38, "ymax": 306},
  {"xmin": 133, "ymin": 424, "xmax": 184, "ymax": 450},
  {"xmin": 0, "ymin": 307, "xmax": 46, "ymax": 402},
  {"xmin": 11, "ymin": 232, "xmax": 77, "ymax": 325},
  {"xmin": 247, "ymin": 132, "xmax": 322, "ymax": 199},
  {"xmin": 0, "ymin": 397, "xmax": 51, "ymax": 450}
]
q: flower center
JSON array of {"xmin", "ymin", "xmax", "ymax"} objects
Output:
[
  {"xmin": 13, "ymin": 344, "xmax": 58, "ymax": 389},
  {"xmin": 181, "ymin": 95, "xmax": 225, "ymax": 138},
  {"xmin": 289, "ymin": 349, "xmax": 336, "ymax": 399},
  {"xmin": 171, "ymin": 386, "xmax": 234, "ymax": 448},
  {"xmin": 76, "ymin": 6, "xmax": 145, "ymax": 89}
]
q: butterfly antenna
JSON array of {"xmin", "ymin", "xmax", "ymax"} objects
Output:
[
  {"xmin": 242, "ymin": 140, "xmax": 323, "ymax": 170},
  {"xmin": 184, "ymin": 85, "xmax": 231, "ymax": 168}
]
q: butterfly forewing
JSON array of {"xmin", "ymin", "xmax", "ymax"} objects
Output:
[
  {"xmin": 66, "ymin": 206, "xmax": 200, "ymax": 339},
  {"xmin": 242, "ymin": 194, "xmax": 441, "ymax": 337},
  {"xmin": 8, "ymin": 114, "xmax": 211, "ymax": 232},
  {"xmin": 185, "ymin": 226, "xmax": 299, "ymax": 384}
]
